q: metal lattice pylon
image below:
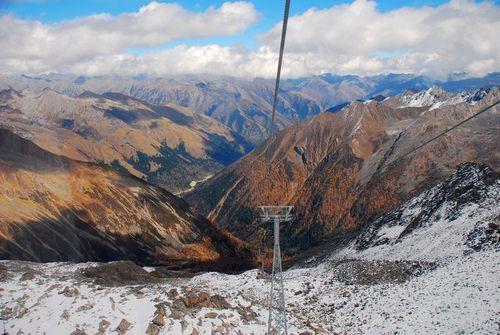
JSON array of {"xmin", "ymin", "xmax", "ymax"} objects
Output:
[
  {"xmin": 259, "ymin": 0, "xmax": 292, "ymax": 333},
  {"xmin": 260, "ymin": 206, "xmax": 293, "ymax": 335}
]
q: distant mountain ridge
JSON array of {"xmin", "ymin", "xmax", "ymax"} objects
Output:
[
  {"xmin": 395, "ymin": 86, "xmax": 492, "ymax": 110},
  {"xmin": 1, "ymin": 72, "xmax": 498, "ymax": 144}
]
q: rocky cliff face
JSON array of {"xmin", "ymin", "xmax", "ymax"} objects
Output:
[
  {"xmin": 185, "ymin": 87, "xmax": 500, "ymax": 254},
  {"xmin": 0, "ymin": 89, "xmax": 252, "ymax": 193},
  {"xmin": 0, "ymin": 128, "xmax": 254, "ymax": 271}
]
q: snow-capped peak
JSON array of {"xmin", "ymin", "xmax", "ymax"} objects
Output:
[
  {"xmin": 397, "ymin": 86, "xmax": 492, "ymax": 110},
  {"xmin": 398, "ymin": 86, "xmax": 451, "ymax": 108},
  {"xmin": 463, "ymin": 87, "xmax": 491, "ymax": 104}
]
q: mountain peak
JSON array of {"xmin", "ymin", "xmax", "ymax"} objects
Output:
[
  {"xmin": 78, "ymin": 90, "xmax": 102, "ymax": 99},
  {"xmin": 396, "ymin": 85, "xmax": 498, "ymax": 109},
  {"xmin": 464, "ymin": 87, "xmax": 491, "ymax": 104}
]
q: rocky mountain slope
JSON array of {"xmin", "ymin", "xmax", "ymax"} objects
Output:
[
  {"xmin": 1, "ymin": 163, "xmax": 498, "ymax": 334},
  {"xmin": 0, "ymin": 89, "xmax": 251, "ymax": 193},
  {"xmin": 1, "ymin": 73, "xmax": 498, "ymax": 145},
  {"xmin": 0, "ymin": 128, "xmax": 253, "ymax": 271},
  {"xmin": 185, "ymin": 87, "xmax": 500, "ymax": 254},
  {"xmin": 348, "ymin": 162, "xmax": 499, "ymax": 257}
]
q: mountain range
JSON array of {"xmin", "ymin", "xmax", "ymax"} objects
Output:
[
  {"xmin": 0, "ymin": 88, "xmax": 251, "ymax": 193},
  {"xmin": 0, "ymin": 73, "xmax": 498, "ymax": 268},
  {"xmin": 1, "ymin": 72, "xmax": 499, "ymax": 145},
  {"xmin": 185, "ymin": 86, "xmax": 500, "ymax": 254}
]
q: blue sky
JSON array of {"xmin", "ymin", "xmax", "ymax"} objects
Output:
[
  {"xmin": 0, "ymin": 1, "xmax": 498, "ymax": 78},
  {"xmin": 2, "ymin": 1, "xmax": 457, "ymax": 21}
]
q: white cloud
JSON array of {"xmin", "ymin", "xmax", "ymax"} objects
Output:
[
  {"xmin": 0, "ymin": 0, "xmax": 498, "ymax": 78},
  {"xmin": 0, "ymin": 1, "xmax": 258, "ymax": 73},
  {"xmin": 259, "ymin": 0, "xmax": 500, "ymax": 78}
]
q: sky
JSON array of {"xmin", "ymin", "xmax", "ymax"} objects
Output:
[{"xmin": 0, "ymin": 0, "xmax": 498, "ymax": 78}]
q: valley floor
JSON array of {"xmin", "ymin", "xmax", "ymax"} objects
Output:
[{"xmin": 0, "ymin": 247, "xmax": 497, "ymax": 335}]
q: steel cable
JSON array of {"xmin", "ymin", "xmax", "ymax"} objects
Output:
[
  {"xmin": 268, "ymin": 0, "xmax": 291, "ymax": 137},
  {"xmin": 357, "ymin": 99, "xmax": 500, "ymax": 184}
]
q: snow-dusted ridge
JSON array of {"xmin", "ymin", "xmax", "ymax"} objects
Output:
[
  {"xmin": 337, "ymin": 162, "xmax": 499, "ymax": 262},
  {"xmin": 1, "ymin": 163, "xmax": 499, "ymax": 334},
  {"xmin": 396, "ymin": 86, "xmax": 493, "ymax": 110}
]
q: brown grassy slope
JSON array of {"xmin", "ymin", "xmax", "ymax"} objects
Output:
[{"xmin": 0, "ymin": 128, "xmax": 254, "ymax": 272}]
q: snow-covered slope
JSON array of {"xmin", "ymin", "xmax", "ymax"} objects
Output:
[
  {"xmin": 397, "ymin": 87, "xmax": 492, "ymax": 110},
  {"xmin": 342, "ymin": 162, "xmax": 499, "ymax": 261},
  {"xmin": 1, "ymin": 163, "xmax": 498, "ymax": 334}
]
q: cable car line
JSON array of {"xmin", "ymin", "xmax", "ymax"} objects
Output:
[{"xmin": 268, "ymin": 0, "xmax": 291, "ymax": 137}]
